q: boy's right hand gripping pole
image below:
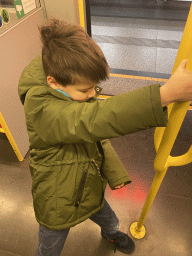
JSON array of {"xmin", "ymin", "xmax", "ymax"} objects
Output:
[{"xmin": 130, "ymin": 3, "xmax": 192, "ymax": 239}]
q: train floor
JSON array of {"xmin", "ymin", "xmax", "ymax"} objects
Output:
[
  {"xmin": 0, "ymin": 10, "xmax": 192, "ymax": 256},
  {"xmin": 0, "ymin": 110, "xmax": 191, "ymax": 256}
]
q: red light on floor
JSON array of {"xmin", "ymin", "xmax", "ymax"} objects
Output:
[
  {"xmin": 110, "ymin": 186, "xmax": 147, "ymax": 202},
  {"xmin": 134, "ymin": 189, "xmax": 147, "ymax": 202},
  {"xmin": 112, "ymin": 187, "xmax": 128, "ymax": 199}
]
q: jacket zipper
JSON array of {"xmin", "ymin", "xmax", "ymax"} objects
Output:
[
  {"xmin": 92, "ymin": 159, "xmax": 103, "ymax": 181},
  {"xmin": 75, "ymin": 160, "xmax": 103, "ymax": 207},
  {"xmin": 75, "ymin": 170, "xmax": 88, "ymax": 207}
]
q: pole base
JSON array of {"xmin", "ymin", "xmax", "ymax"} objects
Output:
[{"xmin": 130, "ymin": 222, "xmax": 146, "ymax": 239}]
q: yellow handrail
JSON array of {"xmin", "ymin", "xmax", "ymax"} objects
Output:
[
  {"xmin": 130, "ymin": 3, "xmax": 192, "ymax": 239},
  {"xmin": 0, "ymin": 112, "xmax": 23, "ymax": 161},
  {"xmin": 0, "ymin": 127, "xmax": 5, "ymax": 133}
]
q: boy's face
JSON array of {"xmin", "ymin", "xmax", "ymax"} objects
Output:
[{"xmin": 47, "ymin": 76, "xmax": 96, "ymax": 102}]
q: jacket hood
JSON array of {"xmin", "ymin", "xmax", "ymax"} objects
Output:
[
  {"xmin": 18, "ymin": 54, "xmax": 103, "ymax": 105},
  {"xmin": 18, "ymin": 55, "xmax": 48, "ymax": 105}
]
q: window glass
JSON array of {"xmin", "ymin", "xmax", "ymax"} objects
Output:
[{"xmin": 0, "ymin": 0, "xmax": 40, "ymax": 35}]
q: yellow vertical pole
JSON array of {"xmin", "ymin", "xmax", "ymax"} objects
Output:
[
  {"xmin": 78, "ymin": 0, "xmax": 86, "ymax": 29},
  {"xmin": 130, "ymin": 4, "xmax": 192, "ymax": 239}
]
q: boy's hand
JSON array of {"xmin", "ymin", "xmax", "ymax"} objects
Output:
[
  {"xmin": 160, "ymin": 59, "xmax": 192, "ymax": 107},
  {"xmin": 115, "ymin": 183, "xmax": 124, "ymax": 189}
]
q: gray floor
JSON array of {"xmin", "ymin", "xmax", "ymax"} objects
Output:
[
  {"xmin": 0, "ymin": 8, "xmax": 192, "ymax": 256},
  {"xmin": 0, "ymin": 115, "xmax": 191, "ymax": 256}
]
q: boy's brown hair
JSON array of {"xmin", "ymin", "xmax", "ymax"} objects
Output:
[{"xmin": 38, "ymin": 18, "xmax": 110, "ymax": 87}]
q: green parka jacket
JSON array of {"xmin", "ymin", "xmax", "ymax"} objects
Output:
[{"xmin": 18, "ymin": 55, "xmax": 168, "ymax": 231}]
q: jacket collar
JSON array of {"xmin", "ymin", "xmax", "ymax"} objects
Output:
[{"xmin": 46, "ymin": 85, "xmax": 103, "ymax": 101}]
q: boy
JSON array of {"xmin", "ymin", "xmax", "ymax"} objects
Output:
[{"xmin": 18, "ymin": 18, "xmax": 192, "ymax": 255}]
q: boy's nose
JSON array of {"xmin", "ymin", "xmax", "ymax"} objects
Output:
[{"xmin": 87, "ymin": 88, "xmax": 96, "ymax": 99}]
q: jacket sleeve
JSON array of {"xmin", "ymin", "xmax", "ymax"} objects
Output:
[
  {"xmin": 100, "ymin": 139, "xmax": 132, "ymax": 190},
  {"xmin": 25, "ymin": 83, "xmax": 168, "ymax": 145}
]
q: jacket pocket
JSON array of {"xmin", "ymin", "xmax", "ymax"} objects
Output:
[{"xmin": 75, "ymin": 170, "xmax": 88, "ymax": 207}]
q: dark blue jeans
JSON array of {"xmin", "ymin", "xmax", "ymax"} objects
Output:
[{"xmin": 36, "ymin": 199, "xmax": 119, "ymax": 256}]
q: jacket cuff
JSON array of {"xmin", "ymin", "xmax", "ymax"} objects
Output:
[
  {"xmin": 108, "ymin": 177, "xmax": 131, "ymax": 190},
  {"xmin": 151, "ymin": 84, "xmax": 168, "ymax": 127}
]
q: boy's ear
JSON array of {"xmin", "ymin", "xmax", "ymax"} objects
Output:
[{"xmin": 47, "ymin": 76, "xmax": 60, "ymax": 89}]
